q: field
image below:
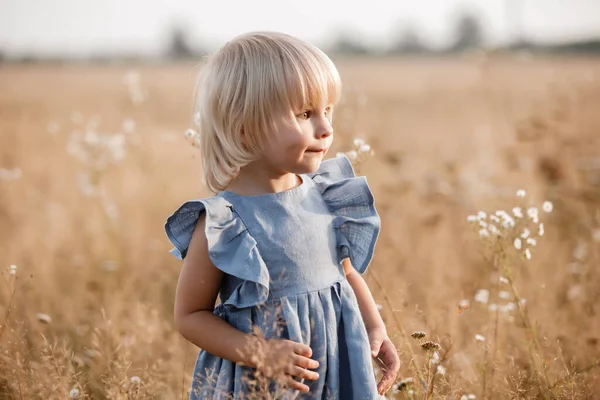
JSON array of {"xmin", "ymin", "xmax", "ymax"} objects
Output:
[{"xmin": 1, "ymin": 55, "xmax": 599, "ymax": 399}]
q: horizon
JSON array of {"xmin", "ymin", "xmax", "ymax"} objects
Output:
[{"xmin": 1, "ymin": 0, "xmax": 600, "ymax": 59}]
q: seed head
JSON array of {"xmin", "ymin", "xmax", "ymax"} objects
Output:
[
  {"xmin": 421, "ymin": 341, "xmax": 441, "ymax": 351},
  {"xmin": 411, "ymin": 331, "xmax": 426, "ymax": 339},
  {"xmin": 396, "ymin": 377, "xmax": 414, "ymax": 391}
]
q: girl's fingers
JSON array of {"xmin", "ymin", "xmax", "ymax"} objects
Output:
[
  {"xmin": 288, "ymin": 365, "xmax": 319, "ymax": 381},
  {"xmin": 293, "ymin": 342, "xmax": 313, "ymax": 358},
  {"xmin": 286, "ymin": 376, "xmax": 310, "ymax": 393},
  {"xmin": 292, "ymin": 353, "xmax": 320, "ymax": 370}
]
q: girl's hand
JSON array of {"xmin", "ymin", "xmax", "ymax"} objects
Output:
[
  {"xmin": 368, "ymin": 327, "xmax": 401, "ymax": 395},
  {"xmin": 253, "ymin": 338, "xmax": 320, "ymax": 393}
]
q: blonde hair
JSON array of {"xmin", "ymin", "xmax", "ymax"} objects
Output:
[{"xmin": 192, "ymin": 31, "xmax": 342, "ymax": 193}]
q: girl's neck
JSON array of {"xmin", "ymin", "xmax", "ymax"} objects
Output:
[{"xmin": 225, "ymin": 163, "xmax": 302, "ymax": 196}]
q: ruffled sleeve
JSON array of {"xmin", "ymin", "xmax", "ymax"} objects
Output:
[
  {"xmin": 308, "ymin": 155, "xmax": 380, "ymax": 274},
  {"xmin": 164, "ymin": 196, "xmax": 270, "ymax": 309}
]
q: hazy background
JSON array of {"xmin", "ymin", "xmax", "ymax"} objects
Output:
[
  {"xmin": 1, "ymin": 0, "xmax": 600, "ymax": 60},
  {"xmin": 2, "ymin": 1, "xmax": 600, "ymax": 399}
]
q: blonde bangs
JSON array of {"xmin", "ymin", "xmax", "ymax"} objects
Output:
[
  {"xmin": 191, "ymin": 32, "xmax": 341, "ymax": 193},
  {"xmin": 275, "ymin": 39, "xmax": 342, "ymax": 114}
]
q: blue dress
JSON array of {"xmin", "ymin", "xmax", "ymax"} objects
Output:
[{"xmin": 165, "ymin": 155, "xmax": 380, "ymax": 399}]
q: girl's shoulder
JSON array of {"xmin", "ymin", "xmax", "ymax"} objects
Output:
[
  {"xmin": 164, "ymin": 195, "xmax": 236, "ymax": 260},
  {"xmin": 308, "ymin": 154, "xmax": 377, "ymax": 212},
  {"xmin": 309, "ymin": 154, "xmax": 380, "ymax": 274}
]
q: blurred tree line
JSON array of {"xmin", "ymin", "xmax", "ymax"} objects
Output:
[
  {"xmin": 161, "ymin": 9, "xmax": 600, "ymax": 59},
  {"xmin": 2, "ymin": 8, "xmax": 600, "ymax": 63}
]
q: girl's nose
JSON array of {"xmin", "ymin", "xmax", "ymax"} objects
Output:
[{"xmin": 316, "ymin": 119, "xmax": 333, "ymax": 139}]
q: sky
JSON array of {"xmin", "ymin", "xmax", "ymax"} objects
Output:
[{"xmin": 1, "ymin": 0, "xmax": 600, "ymax": 58}]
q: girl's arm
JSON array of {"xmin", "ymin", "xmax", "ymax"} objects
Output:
[
  {"xmin": 341, "ymin": 258, "xmax": 385, "ymax": 333},
  {"xmin": 342, "ymin": 258, "xmax": 400, "ymax": 395},
  {"xmin": 173, "ymin": 213, "xmax": 259, "ymax": 367}
]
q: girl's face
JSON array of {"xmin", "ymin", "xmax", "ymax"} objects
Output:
[{"xmin": 260, "ymin": 97, "xmax": 334, "ymax": 175}]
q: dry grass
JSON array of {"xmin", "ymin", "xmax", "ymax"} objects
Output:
[{"xmin": 1, "ymin": 54, "xmax": 599, "ymax": 399}]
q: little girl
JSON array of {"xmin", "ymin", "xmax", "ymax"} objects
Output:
[{"xmin": 165, "ymin": 31, "xmax": 400, "ymax": 399}]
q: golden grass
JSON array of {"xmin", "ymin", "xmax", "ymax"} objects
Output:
[{"xmin": 1, "ymin": 54, "xmax": 599, "ymax": 399}]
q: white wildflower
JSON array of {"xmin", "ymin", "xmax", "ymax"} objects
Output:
[
  {"xmin": 460, "ymin": 396, "xmax": 469, "ymax": 400},
  {"xmin": 408, "ymin": 389, "xmax": 415, "ymax": 395},
  {"xmin": 376, "ymin": 304, "xmax": 383, "ymax": 310},
  {"xmin": 353, "ymin": 138, "xmax": 365, "ymax": 147},
  {"xmin": 488, "ymin": 303, "xmax": 498, "ymax": 312},
  {"xmin": 495, "ymin": 210, "xmax": 508, "ymax": 218},
  {"xmin": 527, "ymin": 207, "xmax": 539, "ymax": 223},
  {"xmin": 122, "ymin": 118, "xmax": 136, "ymax": 133},
  {"xmin": 526, "ymin": 237, "xmax": 537, "ymax": 246},
  {"xmin": 47, "ymin": 121, "xmax": 59, "ymax": 134},
  {"xmin": 569, "ymin": 262, "xmax": 582, "ymax": 274},
  {"xmin": 130, "ymin": 376, "xmax": 141, "ymax": 385},
  {"xmin": 123, "ymin": 70, "xmax": 141, "ymax": 85},
  {"xmin": 468, "ymin": 395, "xmax": 477, "ymax": 400},
  {"xmin": 474, "ymin": 289, "xmax": 489, "ymax": 304},
  {"xmin": 431, "ymin": 351, "xmax": 440, "ymax": 364},
  {"xmin": 474, "ymin": 334, "xmax": 486, "ymax": 342},
  {"xmin": 479, "ymin": 220, "xmax": 488, "ymax": 228},
  {"xmin": 501, "ymin": 303, "xmax": 516, "ymax": 312},
  {"xmin": 0, "ymin": 168, "xmax": 23, "ymax": 180},
  {"xmin": 514, "ymin": 238, "xmax": 522, "ymax": 250},
  {"xmin": 477, "ymin": 211, "xmax": 487, "ymax": 220},
  {"xmin": 542, "ymin": 201, "xmax": 553, "ymax": 213},
  {"xmin": 538, "ymin": 223, "xmax": 545, "ymax": 236},
  {"xmin": 9, "ymin": 264, "xmax": 17, "ymax": 275},
  {"xmin": 489, "ymin": 215, "xmax": 500, "ymax": 223},
  {"xmin": 525, "ymin": 248, "xmax": 532, "ymax": 260},
  {"xmin": 467, "ymin": 215, "xmax": 478, "ymax": 222},
  {"xmin": 573, "ymin": 241, "xmax": 588, "ymax": 261},
  {"xmin": 347, "ymin": 150, "xmax": 358, "ymax": 160},
  {"xmin": 568, "ymin": 285, "xmax": 583, "ymax": 300},
  {"xmin": 359, "ymin": 144, "xmax": 371, "ymax": 153},
  {"xmin": 520, "ymin": 228, "xmax": 530, "ymax": 239},
  {"xmin": 489, "ymin": 225, "xmax": 500, "ymax": 236},
  {"xmin": 335, "ymin": 152, "xmax": 346, "ymax": 158},
  {"xmin": 516, "ymin": 189, "xmax": 526, "ymax": 197},
  {"xmin": 499, "ymin": 276, "xmax": 509, "ymax": 284},
  {"xmin": 519, "ymin": 298, "xmax": 527, "ymax": 306},
  {"xmin": 37, "ymin": 313, "xmax": 52, "ymax": 324},
  {"xmin": 479, "ymin": 229, "xmax": 489, "ymax": 238},
  {"xmin": 499, "ymin": 212, "xmax": 516, "ymax": 228},
  {"xmin": 512, "ymin": 207, "xmax": 523, "ymax": 218},
  {"xmin": 459, "ymin": 299, "xmax": 470, "ymax": 308},
  {"xmin": 184, "ymin": 129, "xmax": 196, "ymax": 140},
  {"xmin": 436, "ymin": 365, "xmax": 446, "ymax": 375},
  {"xmin": 102, "ymin": 260, "xmax": 118, "ymax": 272},
  {"xmin": 499, "ymin": 290, "xmax": 511, "ymax": 300},
  {"xmin": 68, "ymin": 388, "xmax": 80, "ymax": 398}
]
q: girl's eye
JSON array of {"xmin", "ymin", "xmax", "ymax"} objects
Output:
[{"xmin": 297, "ymin": 111, "xmax": 311, "ymax": 119}]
